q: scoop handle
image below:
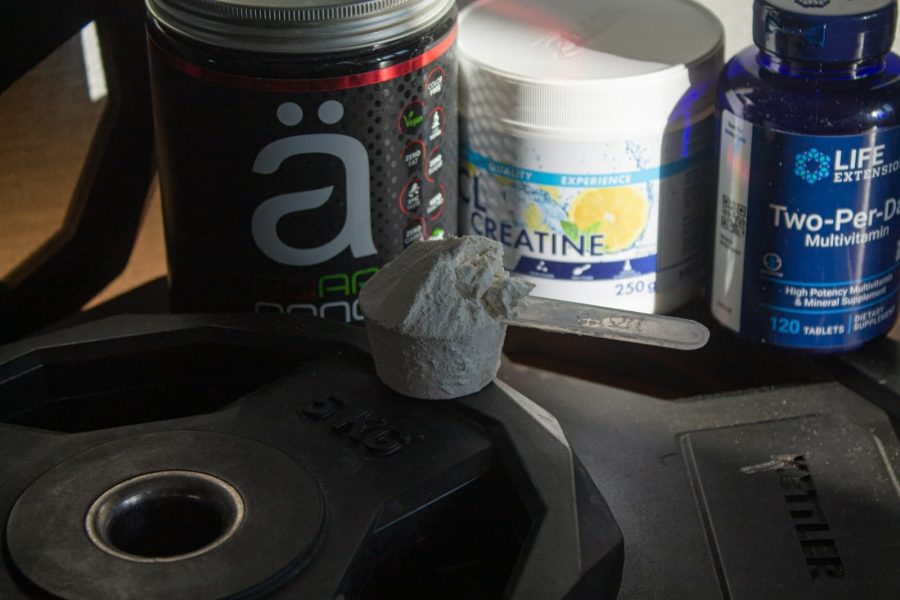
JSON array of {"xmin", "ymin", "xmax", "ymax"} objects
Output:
[{"xmin": 505, "ymin": 296, "xmax": 710, "ymax": 351}]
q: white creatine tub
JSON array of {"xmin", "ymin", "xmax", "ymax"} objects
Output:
[{"xmin": 458, "ymin": 0, "xmax": 724, "ymax": 313}]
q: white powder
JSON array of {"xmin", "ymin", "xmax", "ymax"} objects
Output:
[{"xmin": 360, "ymin": 236, "xmax": 534, "ymax": 399}]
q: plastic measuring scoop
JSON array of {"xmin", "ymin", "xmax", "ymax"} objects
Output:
[{"xmin": 505, "ymin": 296, "xmax": 709, "ymax": 351}]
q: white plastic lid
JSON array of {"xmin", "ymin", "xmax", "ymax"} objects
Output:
[{"xmin": 458, "ymin": 0, "xmax": 725, "ymax": 135}]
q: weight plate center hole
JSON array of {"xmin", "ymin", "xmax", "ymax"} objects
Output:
[{"xmin": 86, "ymin": 470, "xmax": 245, "ymax": 563}]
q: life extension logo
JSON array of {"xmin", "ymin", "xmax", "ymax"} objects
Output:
[
  {"xmin": 796, "ymin": 144, "xmax": 900, "ymax": 184},
  {"xmin": 794, "ymin": 148, "xmax": 831, "ymax": 184}
]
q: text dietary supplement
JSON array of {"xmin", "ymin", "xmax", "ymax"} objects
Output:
[
  {"xmin": 712, "ymin": 0, "xmax": 900, "ymax": 351},
  {"xmin": 458, "ymin": 0, "xmax": 723, "ymax": 313},
  {"xmin": 146, "ymin": 0, "xmax": 457, "ymax": 322}
]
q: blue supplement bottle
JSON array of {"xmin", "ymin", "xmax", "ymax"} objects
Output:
[{"xmin": 711, "ymin": 0, "xmax": 900, "ymax": 352}]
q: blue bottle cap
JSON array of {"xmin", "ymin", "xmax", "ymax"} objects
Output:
[{"xmin": 753, "ymin": 0, "xmax": 898, "ymax": 62}]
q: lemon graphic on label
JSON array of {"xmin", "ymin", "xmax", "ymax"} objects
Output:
[
  {"xmin": 524, "ymin": 202, "xmax": 544, "ymax": 229},
  {"xmin": 565, "ymin": 187, "xmax": 648, "ymax": 252}
]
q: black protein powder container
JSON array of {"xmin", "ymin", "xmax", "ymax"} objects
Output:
[{"xmin": 146, "ymin": 0, "xmax": 458, "ymax": 321}]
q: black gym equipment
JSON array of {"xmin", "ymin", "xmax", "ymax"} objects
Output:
[
  {"xmin": 1, "ymin": 310, "xmax": 898, "ymax": 598},
  {"xmin": 0, "ymin": 315, "xmax": 623, "ymax": 599}
]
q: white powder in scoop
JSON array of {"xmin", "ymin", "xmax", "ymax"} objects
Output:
[{"xmin": 360, "ymin": 236, "xmax": 534, "ymax": 399}]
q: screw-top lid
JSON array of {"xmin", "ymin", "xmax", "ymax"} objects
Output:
[
  {"xmin": 753, "ymin": 0, "xmax": 898, "ymax": 62},
  {"xmin": 458, "ymin": 0, "xmax": 724, "ymax": 135},
  {"xmin": 146, "ymin": 0, "xmax": 456, "ymax": 53}
]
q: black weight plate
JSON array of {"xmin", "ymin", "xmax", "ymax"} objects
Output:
[
  {"xmin": 0, "ymin": 314, "xmax": 624, "ymax": 599},
  {"xmin": 7, "ymin": 431, "xmax": 324, "ymax": 599}
]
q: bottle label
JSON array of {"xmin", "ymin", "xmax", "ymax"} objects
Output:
[
  {"xmin": 712, "ymin": 111, "xmax": 900, "ymax": 350},
  {"xmin": 148, "ymin": 28, "xmax": 457, "ymax": 322},
  {"xmin": 459, "ymin": 118, "xmax": 714, "ymax": 312}
]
